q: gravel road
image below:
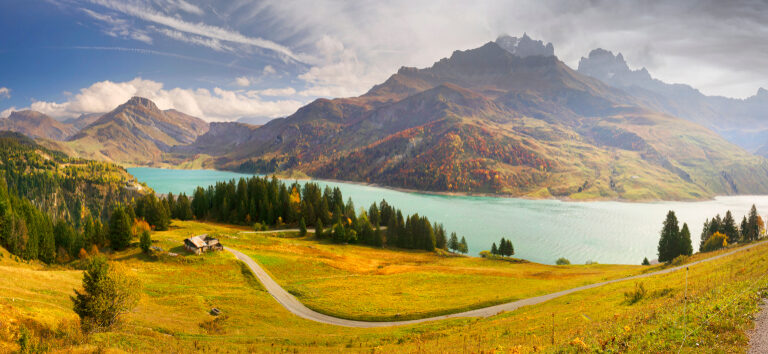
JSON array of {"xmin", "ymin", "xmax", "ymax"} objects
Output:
[
  {"xmin": 749, "ymin": 299, "xmax": 768, "ymax": 354},
  {"xmin": 226, "ymin": 240, "xmax": 766, "ymax": 328}
]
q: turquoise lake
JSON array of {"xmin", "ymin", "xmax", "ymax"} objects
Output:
[{"xmin": 128, "ymin": 167, "xmax": 768, "ymax": 265}]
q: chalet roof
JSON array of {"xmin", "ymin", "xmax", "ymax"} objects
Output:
[{"xmin": 185, "ymin": 235, "xmax": 208, "ymax": 248}]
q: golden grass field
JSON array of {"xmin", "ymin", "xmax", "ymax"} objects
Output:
[{"xmin": 0, "ymin": 220, "xmax": 766, "ymax": 352}]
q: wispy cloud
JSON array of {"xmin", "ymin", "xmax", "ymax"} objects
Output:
[
  {"xmin": 88, "ymin": 0, "xmax": 301, "ymax": 62},
  {"xmin": 152, "ymin": 26, "xmax": 233, "ymax": 52},
  {"xmin": 0, "ymin": 87, "xmax": 10, "ymax": 99},
  {"xmin": 69, "ymin": 46, "xmax": 260, "ymax": 72},
  {"xmin": 81, "ymin": 8, "xmax": 152, "ymax": 44},
  {"xmin": 235, "ymin": 76, "xmax": 251, "ymax": 87}
]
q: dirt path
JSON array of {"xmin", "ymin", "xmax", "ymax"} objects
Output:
[
  {"xmin": 227, "ymin": 241, "xmax": 766, "ymax": 328},
  {"xmin": 749, "ymin": 299, "xmax": 768, "ymax": 354}
]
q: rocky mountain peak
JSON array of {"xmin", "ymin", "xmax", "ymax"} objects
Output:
[
  {"xmin": 577, "ymin": 48, "xmax": 652, "ymax": 86},
  {"xmin": 123, "ymin": 96, "xmax": 161, "ymax": 112},
  {"xmin": 495, "ymin": 33, "xmax": 555, "ymax": 58}
]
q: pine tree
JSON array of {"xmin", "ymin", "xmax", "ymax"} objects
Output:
[
  {"xmin": 315, "ymin": 219, "xmax": 324, "ymax": 238},
  {"xmin": 491, "ymin": 242, "xmax": 498, "ymax": 255},
  {"xmin": 448, "ymin": 232, "xmax": 459, "ymax": 253},
  {"xmin": 459, "ymin": 236, "xmax": 468, "ymax": 254},
  {"xmin": 139, "ymin": 230, "xmax": 151, "ymax": 253},
  {"xmin": 679, "ymin": 223, "xmax": 693, "ymax": 256},
  {"xmin": 109, "ymin": 206, "xmax": 132, "ymax": 250},
  {"xmin": 721, "ymin": 211, "xmax": 738, "ymax": 243},
  {"xmin": 299, "ymin": 218, "xmax": 307, "ymax": 236},
  {"xmin": 747, "ymin": 204, "xmax": 759, "ymax": 241},
  {"xmin": 642, "ymin": 257, "xmax": 650, "ymax": 266},
  {"xmin": 657, "ymin": 210, "xmax": 680, "ymax": 263}
]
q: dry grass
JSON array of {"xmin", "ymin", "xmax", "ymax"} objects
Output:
[{"xmin": 0, "ymin": 220, "xmax": 765, "ymax": 352}]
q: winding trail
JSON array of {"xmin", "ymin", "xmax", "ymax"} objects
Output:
[{"xmin": 226, "ymin": 241, "xmax": 765, "ymax": 328}]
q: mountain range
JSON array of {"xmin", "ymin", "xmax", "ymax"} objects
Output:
[
  {"xmin": 3, "ymin": 34, "xmax": 768, "ymax": 201},
  {"xmin": 577, "ymin": 48, "xmax": 768, "ymax": 154}
]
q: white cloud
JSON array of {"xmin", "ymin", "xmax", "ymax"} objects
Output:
[
  {"xmin": 0, "ymin": 87, "xmax": 10, "ymax": 99},
  {"xmin": 20, "ymin": 78, "xmax": 303, "ymax": 121},
  {"xmin": 235, "ymin": 76, "xmax": 251, "ymax": 87},
  {"xmin": 262, "ymin": 65, "xmax": 277, "ymax": 76},
  {"xmin": 82, "ymin": 8, "xmax": 153, "ymax": 44},
  {"xmin": 248, "ymin": 87, "xmax": 296, "ymax": 97},
  {"xmin": 89, "ymin": 0, "xmax": 301, "ymax": 62},
  {"xmin": 1, "ymin": 107, "xmax": 16, "ymax": 118}
]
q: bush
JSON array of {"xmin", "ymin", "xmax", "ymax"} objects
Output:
[
  {"xmin": 623, "ymin": 282, "xmax": 647, "ymax": 305},
  {"xmin": 671, "ymin": 254, "xmax": 689, "ymax": 266},
  {"xmin": 555, "ymin": 257, "xmax": 571, "ymax": 265},
  {"xmin": 701, "ymin": 231, "xmax": 728, "ymax": 252},
  {"xmin": 253, "ymin": 223, "xmax": 268, "ymax": 231}
]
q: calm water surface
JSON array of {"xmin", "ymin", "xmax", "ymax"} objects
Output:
[{"xmin": 128, "ymin": 167, "xmax": 768, "ymax": 265}]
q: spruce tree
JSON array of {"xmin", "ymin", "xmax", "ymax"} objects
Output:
[
  {"xmin": 109, "ymin": 206, "xmax": 132, "ymax": 250},
  {"xmin": 657, "ymin": 210, "xmax": 680, "ymax": 263},
  {"xmin": 491, "ymin": 242, "xmax": 498, "ymax": 255},
  {"xmin": 448, "ymin": 232, "xmax": 459, "ymax": 253},
  {"xmin": 747, "ymin": 204, "xmax": 759, "ymax": 241},
  {"xmin": 139, "ymin": 230, "xmax": 151, "ymax": 253},
  {"xmin": 459, "ymin": 236, "xmax": 468, "ymax": 254},
  {"xmin": 679, "ymin": 223, "xmax": 693, "ymax": 256},
  {"xmin": 299, "ymin": 218, "xmax": 307, "ymax": 236},
  {"xmin": 721, "ymin": 211, "xmax": 738, "ymax": 242},
  {"xmin": 315, "ymin": 219, "xmax": 324, "ymax": 238},
  {"xmin": 740, "ymin": 216, "xmax": 748, "ymax": 242}
]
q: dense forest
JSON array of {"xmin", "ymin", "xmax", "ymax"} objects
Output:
[
  {"xmin": 185, "ymin": 175, "xmax": 462, "ymax": 252},
  {"xmin": 0, "ymin": 132, "xmax": 141, "ymax": 226},
  {"xmin": 0, "ymin": 132, "xmax": 142, "ymax": 263}
]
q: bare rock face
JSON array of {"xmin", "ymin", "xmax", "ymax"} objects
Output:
[
  {"xmin": 173, "ymin": 121, "xmax": 260, "ymax": 156},
  {"xmin": 495, "ymin": 33, "xmax": 555, "ymax": 58}
]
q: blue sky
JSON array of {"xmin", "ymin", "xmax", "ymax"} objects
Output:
[{"xmin": 1, "ymin": 0, "xmax": 767, "ymax": 122}]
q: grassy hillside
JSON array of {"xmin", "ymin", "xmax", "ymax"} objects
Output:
[{"xmin": 1, "ymin": 220, "xmax": 766, "ymax": 352}]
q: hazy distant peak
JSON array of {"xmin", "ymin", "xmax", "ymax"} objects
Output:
[
  {"xmin": 495, "ymin": 33, "xmax": 555, "ymax": 58},
  {"xmin": 578, "ymin": 48, "xmax": 653, "ymax": 86}
]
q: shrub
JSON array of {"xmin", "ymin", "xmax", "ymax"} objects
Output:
[
  {"xmin": 556, "ymin": 257, "xmax": 571, "ymax": 265},
  {"xmin": 671, "ymin": 254, "xmax": 689, "ymax": 266},
  {"xmin": 623, "ymin": 282, "xmax": 647, "ymax": 305},
  {"xmin": 701, "ymin": 231, "xmax": 728, "ymax": 252}
]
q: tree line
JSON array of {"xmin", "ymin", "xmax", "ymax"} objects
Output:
[
  {"xmin": 654, "ymin": 205, "xmax": 765, "ymax": 264},
  {"xmin": 699, "ymin": 205, "xmax": 763, "ymax": 252},
  {"xmin": 185, "ymin": 175, "xmax": 468, "ymax": 252}
]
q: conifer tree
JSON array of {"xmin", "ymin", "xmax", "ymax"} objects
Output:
[
  {"xmin": 448, "ymin": 232, "xmax": 459, "ymax": 253},
  {"xmin": 109, "ymin": 206, "xmax": 132, "ymax": 250},
  {"xmin": 315, "ymin": 219, "xmax": 324, "ymax": 238},
  {"xmin": 657, "ymin": 210, "xmax": 680, "ymax": 263},
  {"xmin": 721, "ymin": 211, "xmax": 738, "ymax": 242},
  {"xmin": 139, "ymin": 230, "xmax": 151, "ymax": 253},
  {"xmin": 491, "ymin": 242, "xmax": 498, "ymax": 255},
  {"xmin": 747, "ymin": 204, "xmax": 759, "ymax": 241},
  {"xmin": 299, "ymin": 218, "xmax": 307, "ymax": 236},
  {"xmin": 679, "ymin": 223, "xmax": 693, "ymax": 256},
  {"xmin": 459, "ymin": 236, "xmax": 468, "ymax": 254}
]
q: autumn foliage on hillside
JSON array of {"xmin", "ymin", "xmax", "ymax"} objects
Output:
[{"xmin": 313, "ymin": 120, "xmax": 553, "ymax": 193}]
